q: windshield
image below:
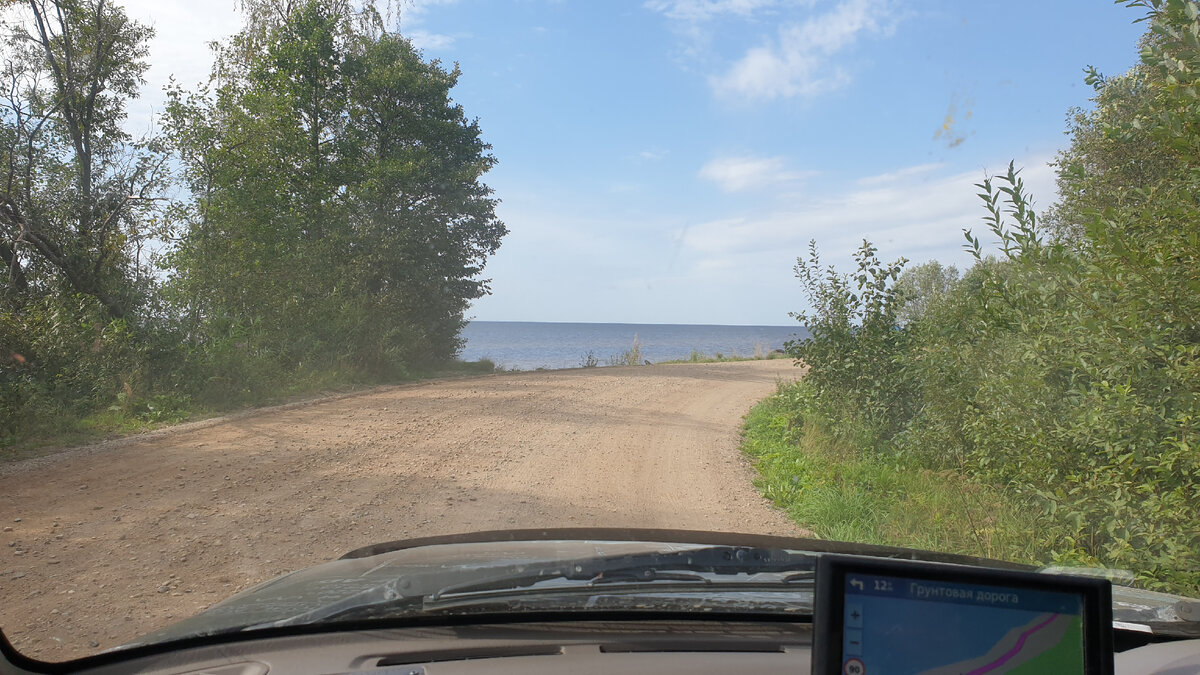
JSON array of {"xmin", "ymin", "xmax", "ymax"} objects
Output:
[
  {"xmin": 117, "ymin": 538, "xmax": 821, "ymax": 646},
  {"xmin": 1, "ymin": 0, "xmax": 1197, "ymax": 663}
]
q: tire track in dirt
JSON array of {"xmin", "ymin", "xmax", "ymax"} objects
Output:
[{"xmin": 0, "ymin": 360, "xmax": 803, "ymax": 661}]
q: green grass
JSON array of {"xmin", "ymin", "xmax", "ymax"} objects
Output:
[
  {"xmin": 659, "ymin": 347, "xmax": 788, "ymax": 364},
  {"xmin": 741, "ymin": 386, "xmax": 1059, "ymax": 565},
  {"xmin": 2, "ymin": 411, "xmax": 204, "ymax": 465},
  {"xmin": 414, "ymin": 358, "xmax": 499, "ymax": 378},
  {"xmin": 607, "ymin": 334, "xmax": 646, "ymax": 366}
]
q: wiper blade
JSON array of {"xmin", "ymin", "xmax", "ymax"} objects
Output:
[
  {"xmin": 427, "ymin": 546, "xmax": 814, "ymax": 601},
  {"xmin": 416, "ymin": 579, "xmax": 816, "ymax": 616},
  {"xmin": 252, "ymin": 545, "xmax": 815, "ymax": 629},
  {"xmin": 590, "ymin": 570, "xmax": 712, "ymax": 585}
]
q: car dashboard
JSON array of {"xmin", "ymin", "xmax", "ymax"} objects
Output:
[{"xmin": 3, "ymin": 619, "xmax": 1200, "ymax": 675}]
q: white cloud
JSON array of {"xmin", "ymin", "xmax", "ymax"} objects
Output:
[
  {"xmin": 398, "ymin": 0, "xmax": 461, "ymax": 51},
  {"xmin": 646, "ymin": 0, "xmax": 800, "ymax": 67},
  {"xmin": 645, "ymin": 0, "xmax": 786, "ymax": 22},
  {"xmin": 682, "ymin": 158, "xmax": 1057, "ymax": 265},
  {"xmin": 401, "ymin": 0, "xmax": 460, "ymax": 17},
  {"xmin": 711, "ymin": 0, "xmax": 891, "ymax": 101},
  {"xmin": 856, "ymin": 162, "xmax": 943, "ymax": 186},
  {"xmin": 699, "ymin": 155, "xmax": 812, "ymax": 192},
  {"xmin": 635, "ymin": 148, "xmax": 670, "ymax": 162},
  {"xmin": 408, "ymin": 29, "xmax": 456, "ymax": 50}
]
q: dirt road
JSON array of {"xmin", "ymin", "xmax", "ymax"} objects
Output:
[{"xmin": 0, "ymin": 360, "xmax": 803, "ymax": 661}]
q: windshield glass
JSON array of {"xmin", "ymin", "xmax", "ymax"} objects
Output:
[
  {"xmin": 119, "ymin": 539, "xmax": 820, "ymax": 645},
  {"xmin": 1, "ymin": 0, "xmax": 1197, "ymax": 663}
]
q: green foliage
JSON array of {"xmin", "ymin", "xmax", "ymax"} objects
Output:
[
  {"xmin": 2, "ymin": 296, "xmax": 135, "ymax": 424},
  {"xmin": 660, "ymin": 347, "xmax": 785, "ymax": 364},
  {"xmin": 0, "ymin": 0, "xmax": 167, "ymax": 320},
  {"xmin": 951, "ymin": 161, "xmax": 1198, "ymax": 592},
  {"xmin": 0, "ymin": 0, "xmax": 183, "ymax": 444},
  {"xmin": 1, "ymin": 0, "xmax": 506, "ymax": 450},
  {"xmin": 743, "ymin": 383, "xmax": 1060, "ymax": 565},
  {"xmin": 466, "ymin": 358, "xmax": 497, "ymax": 374},
  {"xmin": 894, "ymin": 261, "xmax": 959, "ymax": 326},
  {"xmin": 0, "ymin": 293, "xmax": 189, "ymax": 449},
  {"xmin": 773, "ymin": 1, "xmax": 1200, "ymax": 594},
  {"xmin": 785, "ymin": 240, "xmax": 912, "ymax": 442},
  {"xmin": 163, "ymin": 0, "xmax": 504, "ymax": 396},
  {"xmin": 608, "ymin": 334, "xmax": 645, "ymax": 366}
]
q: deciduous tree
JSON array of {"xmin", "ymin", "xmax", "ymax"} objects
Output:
[{"xmin": 0, "ymin": 0, "xmax": 165, "ymax": 319}]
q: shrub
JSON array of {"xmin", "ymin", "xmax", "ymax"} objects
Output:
[
  {"xmin": 608, "ymin": 334, "xmax": 645, "ymax": 366},
  {"xmin": 775, "ymin": 0, "xmax": 1200, "ymax": 591},
  {"xmin": 785, "ymin": 240, "xmax": 912, "ymax": 445}
]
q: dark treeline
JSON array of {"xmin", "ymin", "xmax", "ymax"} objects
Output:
[
  {"xmin": 1, "ymin": 0, "xmax": 506, "ymax": 446},
  {"xmin": 781, "ymin": 0, "xmax": 1199, "ymax": 593}
]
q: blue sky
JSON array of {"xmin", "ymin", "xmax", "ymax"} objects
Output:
[{"xmin": 123, "ymin": 0, "xmax": 1147, "ymax": 325}]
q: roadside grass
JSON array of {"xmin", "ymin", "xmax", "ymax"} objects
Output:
[
  {"xmin": 742, "ymin": 386, "xmax": 1058, "ymax": 565},
  {"xmin": 607, "ymin": 334, "xmax": 646, "ymax": 366},
  {"xmin": 416, "ymin": 358, "xmax": 498, "ymax": 378},
  {"xmin": 660, "ymin": 345, "xmax": 788, "ymax": 365},
  {"xmin": 0, "ymin": 358, "xmax": 500, "ymax": 463}
]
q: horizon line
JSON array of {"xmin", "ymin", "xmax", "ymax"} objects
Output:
[{"xmin": 465, "ymin": 319, "xmax": 804, "ymax": 329}]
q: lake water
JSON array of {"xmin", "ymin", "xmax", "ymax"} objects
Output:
[{"xmin": 459, "ymin": 321, "xmax": 809, "ymax": 371}]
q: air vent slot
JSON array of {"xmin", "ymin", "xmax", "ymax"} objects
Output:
[
  {"xmin": 376, "ymin": 644, "xmax": 564, "ymax": 666},
  {"xmin": 599, "ymin": 640, "xmax": 785, "ymax": 653}
]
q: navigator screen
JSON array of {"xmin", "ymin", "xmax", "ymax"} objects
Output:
[
  {"xmin": 812, "ymin": 554, "xmax": 1113, "ymax": 675},
  {"xmin": 838, "ymin": 571, "xmax": 1085, "ymax": 675}
]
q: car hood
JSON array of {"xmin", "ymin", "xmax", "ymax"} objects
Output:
[{"xmin": 122, "ymin": 528, "xmax": 1199, "ymax": 649}]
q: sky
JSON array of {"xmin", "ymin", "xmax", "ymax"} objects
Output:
[{"xmin": 118, "ymin": 0, "xmax": 1147, "ymax": 326}]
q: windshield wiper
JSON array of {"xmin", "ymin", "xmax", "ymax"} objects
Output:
[
  {"xmin": 248, "ymin": 545, "xmax": 815, "ymax": 630},
  {"xmin": 425, "ymin": 546, "xmax": 814, "ymax": 601}
]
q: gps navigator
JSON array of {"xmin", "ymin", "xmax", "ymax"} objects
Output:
[{"xmin": 813, "ymin": 554, "xmax": 1114, "ymax": 675}]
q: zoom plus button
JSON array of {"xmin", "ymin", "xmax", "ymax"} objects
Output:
[{"xmin": 846, "ymin": 602, "xmax": 864, "ymax": 628}]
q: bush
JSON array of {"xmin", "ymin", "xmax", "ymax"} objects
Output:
[
  {"xmin": 785, "ymin": 240, "xmax": 912, "ymax": 444},
  {"xmin": 745, "ymin": 382, "xmax": 1066, "ymax": 565},
  {"xmin": 2, "ymin": 297, "xmax": 139, "ymax": 437},
  {"xmin": 608, "ymin": 334, "xmax": 645, "ymax": 366},
  {"xmin": 774, "ymin": 0, "xmax": 1200, "ymax": 592},
  {"xmin": 779, "ymin": 160, "xmax": 1199, "ymax": 594}
]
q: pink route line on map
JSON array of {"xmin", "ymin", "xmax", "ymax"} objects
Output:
[{"xmin": 964, "ymin": 614, "xmax": 1060, "ymax": 675}]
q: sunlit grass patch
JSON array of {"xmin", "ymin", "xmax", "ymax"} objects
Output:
[{"xmin": 742, "ymin": 385, "xmax": 1058, "ymax": 565}]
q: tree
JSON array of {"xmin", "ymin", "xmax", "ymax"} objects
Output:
[
  {"xmin": 0, "ymin": 1, "xmax": 178, "ymax": 440},
  {"xmin": 164, "ymin": 0, "xmax": 356, "ymax": 358},
  {"xmin": 344, "ymin": 32, "xmax": 506, "ymax": 361},
  {"xmin": 894, "ymin": 260, "xmax": 958, "ymax": 326},
  {"xmin": 164, "ymin": 0, "xmax": 505, "ymax": 386},
  {"xmin": 0, "ymin": 0, "xmax": 165, "ymax": 320},
  {"xmin": 1042, "ymin": 55, "xmax": 1179, "ymax": 242}
]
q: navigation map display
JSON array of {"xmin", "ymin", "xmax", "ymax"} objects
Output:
[
  {"xmin": 843, "ymin": 573, "xmax": 1083, "ymax": 673},
  {"xmin": 812, "ymin": 555, "xmax": 1113, "ymax": 675}
]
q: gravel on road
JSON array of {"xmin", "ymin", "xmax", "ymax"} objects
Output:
[{"xmin": 0, "ymin": 360, "xmax": 804, "ymax": 661}]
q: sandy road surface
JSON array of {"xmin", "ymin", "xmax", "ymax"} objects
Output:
[{"xmin": 0, "ymin": 360, "xmax": 803, "ymax": 661}]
